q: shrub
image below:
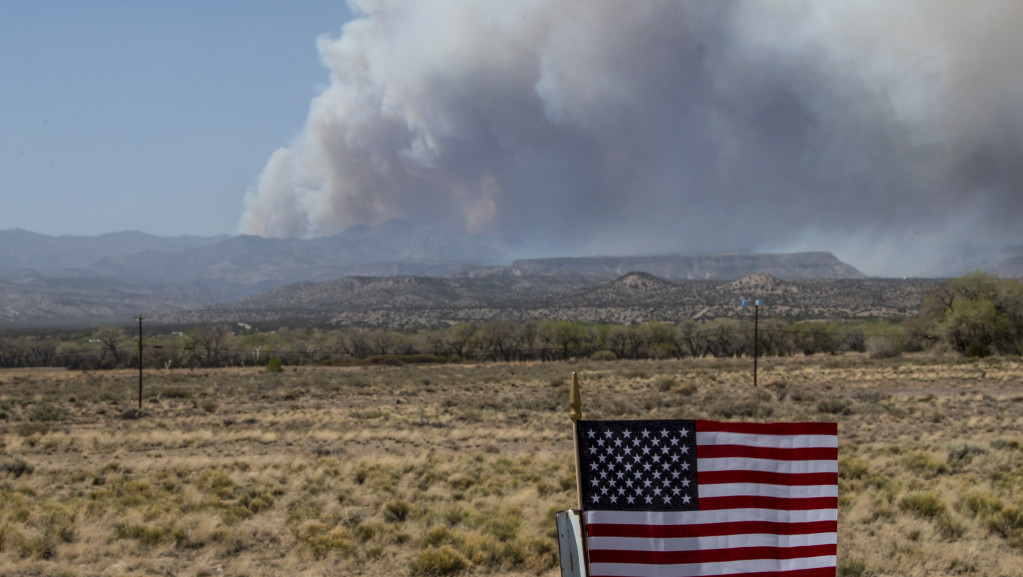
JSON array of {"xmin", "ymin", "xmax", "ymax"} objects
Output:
[
  {"xmin": 935, "ymin": 512, "xmax": 966, "ymax": 540},
  {"xmin": 987, "ymin": 506, "xmax": 1023, "ymax": 545},
  {"xmin": 817, "ymin": 396, "xmax": 853, "ymax": 415},
  {"xmin": 947, "ymin": 442, "xmax": 988, "ymax": 466},
  {"xmin": 384, "ymin": 500, "xmax": 413, "ymax": 523},
  {"xmin": 837, "ymin": 557, "xmax": 871, "ymax": 577},
  {"xmin": 409, "ymin": 545, "xmax": 470, "ymax": 576},
  {"xmin": 27, "ymin": 403, "xmax": 71, "ymax": 422},
  {"xmin": 265, "ymin": 357, "xmax": 284, "ymax": 373},
  {"xmin": 902, "ymin": 452, "xmax": 949, "ymax": 477},
  {"xmin": 899, "ymin": 492, "xmax": 947, "ymax": 519},
  {"xmin": 0, "ymin": 457, "xmax": 34, "ymax": 478}
]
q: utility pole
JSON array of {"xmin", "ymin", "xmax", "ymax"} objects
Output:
[
  {"xmin": 741, "ymin": 300, "xmax": 761, "ymax": 387},
  {"xmin": 134, "ymin": 315, "xmax": 145, "ymax": 409}
]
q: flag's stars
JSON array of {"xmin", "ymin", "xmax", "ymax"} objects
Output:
[
  {"xmin": 681, "ymin": 478, "xmax": 690, "ymax": 488},
  {"xmin": 597, "ymin": 438, "xmax": 605, "ymax": 447},
  {"xmin": 681, "ymin": 462, "xmax": 690, "ymax": 471},
  {"xmin": 682, "ymin": 494, "xmax": 692, "ymax": 505},
  {"xmin": 587, "ymin": 429, "xmax": 596, "ymax": 438},
  {"xmin": 680, "ymin": 445, "xmax": 689, "ymax": 455},
  {"xmin": 661, "ymin": 429, "xmax": 670, "ymax": 438},
  {"xmin": 605, "ymin": 430, "xmax": 614, "ymax": 438},
  {"xmin": 615, "ymin": 454, "xmax": 624, "ymax": 464},
  {"xmin": 614, "ymin": 437, "xmax": 623, "ymax": 447},
  {"xmin": 679, "ymin": 427, "xmax": 689, "ymax": 437},
  {"xmin": 641, "ymin": 428, "xmax": 651, "ymax": 438},
  {"xmin": 670, "ymin": 436, "xmax": 680, "ymax": 446}
]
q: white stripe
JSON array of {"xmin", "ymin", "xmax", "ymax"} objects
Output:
[
  {"xmin": 588, "ymin": 531, "xmax": 837, "ymax": 552},
  {"xmin": 698, "ymin": 482, "xmax": 838, "ymax": 499},
  {"xmin": 589, "ymin": 554, "xmax": 837, "ymax": 577},
  {"xmin": 585, "ymin": 508, "xmax": 838, "ymax": 526},
  {"xmin": 697, "ymin": 431, "xmax": 838, "ymax": 449},
  {"xmin": 698, "ymin": 457, "xmax": 839, "ymax": 474}
]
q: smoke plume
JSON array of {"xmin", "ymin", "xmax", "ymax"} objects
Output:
[{"xmin": 238, "ymin": 0, "xmax": 1023, "ymax": 276}]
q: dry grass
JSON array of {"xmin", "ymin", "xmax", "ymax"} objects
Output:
[{"xmin": 0, "ymin": 354, "xmax": 1022, "ymax": 576}]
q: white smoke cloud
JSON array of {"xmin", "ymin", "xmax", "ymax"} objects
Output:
[{"xmin": 239, "ymin": 0, "xmax": 1023, "ymax": 276}]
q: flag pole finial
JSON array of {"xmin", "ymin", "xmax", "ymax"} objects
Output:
[{"xmin": 570, "ymin": 372, "xmax": 582, "ymax": 421}]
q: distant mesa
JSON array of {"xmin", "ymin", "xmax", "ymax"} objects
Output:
[
  {"xmin": 1, "ymin": 222, "xmax": 1019, "ymax": 327},
  {"xmin": 510, "ymin": 252, "xmax": 866, "ymax": 280}
]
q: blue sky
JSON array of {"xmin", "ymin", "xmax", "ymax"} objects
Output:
[
  {"xmin": 0, "ymin": 0, "xmax": 352, "ymax": 237},
  {"xmin": 2, "ymin": 2, "xmax": 1020, "ymax": 277}
]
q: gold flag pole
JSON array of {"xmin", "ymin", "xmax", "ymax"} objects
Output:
[{"xmin": 570, "ymin": 371, "xmax": 583, "ymax": 509}]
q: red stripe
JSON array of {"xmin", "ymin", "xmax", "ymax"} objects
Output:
[
  {"xmin": 699, "ymin": 469, "xmax": 838, "ymax": 486},
  {"xmin": 698, "ymin": 444, "xmax": 838, "ymax": 461},
  {"xmin": 586, "ymin": 520, "xmax": 838, "ymax": 539},
  {"xmin": 589, "ymin": 544, "xmax": 837, "ymax": 565},
  {"xmin": 696, "ymin": 420, "xmax": 837, "ymax": 436},
  {"xmin": 589, "ymin": 567, "xmax": 837, "ymax": 577},
  {"xmin": 699, "ymin": 495, "xmax": 838, "ymax": 511}
]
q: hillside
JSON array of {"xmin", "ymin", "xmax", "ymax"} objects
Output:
[
  {"xmin": 157, "ymin": 273, "xmax": 943, "ymax": 329},
  {"xmin": 510, "ymin": 251, "xmax": 866, "ymax": 279}
]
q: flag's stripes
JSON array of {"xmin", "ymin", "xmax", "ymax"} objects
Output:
[
  {"xmin": 590, "ymin": 543, "xmax": 836, "ymax": 564},
  {"xmin": 697, "ymin": 444, "xmax": 838, "ymax": 461},
  {"xmin": 698, "ymin": 482, "xmax": 838, "ymax": 500},
  {"xmin": 698, "ymin": 457, "xmax": 837, "ymax": 475},
  {"xmin": 699, "ymin": 470, "xmax": 837, "ymax": 487},
  {"xmin": 586, "ymin": 518, "xmax": 838, "ymax": 539},
  {"xmin": 585, "ymin": 508, "xmax": 838, "ymax": 528},
  {"xmin": 589, "ymin": 556, "xmax": 837, "ymax": 577},
  {"xmin": 696, "ymin": 432, "xmax": 838, "ymax": 450},
  {"xmin": 588, "ymin": 531, "xmax": 837, "ymax": 552},
  {"xmin": 583, "ymin": 420, "xmax": 838, "ymax": 577},
  {"xmin": 694, "ymin": 421, "xmax": 837, "ymax": 437}
]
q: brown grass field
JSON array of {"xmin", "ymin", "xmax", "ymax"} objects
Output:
[{"xmin": 1, "ymin": 354, "xmax": 1022, "ymax": 576}]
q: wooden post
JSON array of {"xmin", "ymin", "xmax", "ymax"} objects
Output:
[
  {"xmin": 753, "ymin": 303, "xmax": 759, "ymax": 388},
  {"xmin": 563, "ymin": 371, "xmax": 589, "ymax": 576},
  {"xmin": 134, "ymin": 315, "xmax": 145, "ymax": 410},
  {"xmin": 570, "ymin": 371, "xmax": 583, "ymax": 509}
]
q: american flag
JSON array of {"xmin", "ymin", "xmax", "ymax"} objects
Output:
[{"xmin": 577, "ymin": 419, "xmax": 838, "ymax": 577}]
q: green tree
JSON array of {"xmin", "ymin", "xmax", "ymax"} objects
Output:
[
  {"xmin": 914, "ymin": 272, "xmax": 1023, "ymax": 355},
  {"xmin": 92, "ymin": 326, "xmax": 128, "ymax": 367}
]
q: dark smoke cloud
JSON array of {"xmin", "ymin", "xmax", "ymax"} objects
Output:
[{"xmin": 238, "ymin": 0, "xmax": 1023, "ymax": 276}]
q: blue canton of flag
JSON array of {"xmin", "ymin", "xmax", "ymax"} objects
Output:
[{"xmin": 577, "ymin": 419, "xmax": 699, "ymax": 512}]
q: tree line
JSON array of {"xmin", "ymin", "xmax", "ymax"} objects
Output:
[{"xmin": 1, "ymin": 273, "xmax": 1019, "ymax": 369}]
